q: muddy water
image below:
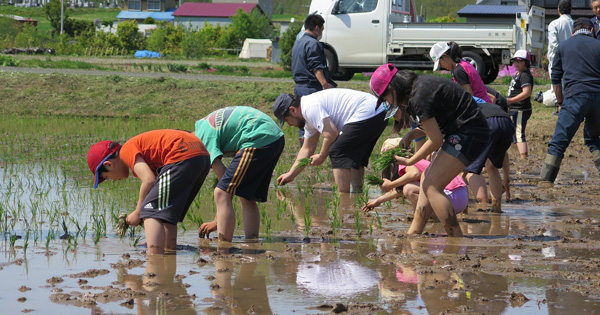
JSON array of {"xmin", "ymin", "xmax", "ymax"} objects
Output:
[{"xmin": 4, "ymin": 119, "xmax": 600, "ymax": 313}]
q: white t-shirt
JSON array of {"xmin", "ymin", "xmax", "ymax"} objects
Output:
[{"xmin": 301, "ymin": 88, "xmax": 385, "ymax": 138}]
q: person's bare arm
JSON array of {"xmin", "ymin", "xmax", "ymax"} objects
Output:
[
  {"xmin": 314, "ymin": 68, "xmax": 334, "ymax": 89},
  {"xmin": 277, "ymin": 133, "xmax": 320, "ymax": 185},
  {"xmin": 126, "ymin": 155, "xmax": 155, "ymax": 226},
  {"xmin": 394, "ymin": 118, "xmax": 443, "ymax": 166},
  {"xmin": 310, "ymin": 117, "xmax": 338, "ymax": 166},
  {"xmin": 507, "ymin": 86, "xmax": 532, "ymax": 105}
]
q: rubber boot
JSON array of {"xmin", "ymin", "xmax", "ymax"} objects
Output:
[{"xmin": 540, "ymin": 154, "xmax": 562, "ymax": 183}]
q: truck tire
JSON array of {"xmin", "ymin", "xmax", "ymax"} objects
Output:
[
  {"xmin": 325, "ymin": 48, "xmax": 355, "ymax": 81},
  {"xmin": 482, "ymin": 64, "xmax": 500, "ymax": 84},
  {"xmin": 461, "ymin": 51, "xmax": 486, "ymax": 80}
]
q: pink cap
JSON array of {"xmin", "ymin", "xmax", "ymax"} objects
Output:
[
  {"xmin": 370, "ymin": 63, "xmax": 398, "ymax": 106},
  {"xmin": 87, "ymin": 140, "xmax": 121, "ymax": 189}
]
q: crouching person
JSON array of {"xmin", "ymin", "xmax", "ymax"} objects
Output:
[
  {"xmin": 87, "ymin": 130, "xmax": 211, "ymax": 255},
  {"xmin": 195, "ymin": 106, "xmax": 285, "ymax": 242}
]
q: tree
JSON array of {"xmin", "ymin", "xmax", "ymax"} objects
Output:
[
  {"xmin": 278, "ymin": 20, "xmax": 302, "ymax": 70},
  {"xmin": 146, "ymin": 22, "xmax": 185, "ymax": 55},
  {"xmin": 218, "ymin": 8, "xmax": 273, "ymax": 49},
  {"xmin": 117, "ymin": 20, "xmax": 145, "ymax": 52},
  {"xmin": 44, "ymin": 0, "xmax": 68, "ymax": 34}
]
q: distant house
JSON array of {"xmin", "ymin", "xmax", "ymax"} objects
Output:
[
  {"xmin": 172, "ymin": 2, "xmax": 268, "ymax": 30},
  {"xmin": 212, "ymin": 0, "xmax": 273, "ymax": 17},
  {"xmin": 463, "ymin": 0, "xmax": 593, "ymax": 25},
  {"xmin": 117, "ymin": 0, "xmax": 178, "ymax": 23},
  {"xmin": 0, "ymin": 14, "xmax": 38, "ymax": 27}
]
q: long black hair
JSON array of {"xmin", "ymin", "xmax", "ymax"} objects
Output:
[
  {"xmin": 387, "ymin": 70, "xmax": 418, "ymax": 133},
  {"xmin": 445, "ymin": 41, "xmax": 463, "ymax": 63}
]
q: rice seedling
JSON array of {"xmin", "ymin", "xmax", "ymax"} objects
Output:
[
  {"xmin": 9, "ymin": 234, "xmax": 18, "ymax": 248},
  {"xmin": 303, "ymin": 205, "xmax": 312, "ymax": 239},
  {"xmin": 115, "ymin": 213, "xmax": 129, "ymax": 238},
  {"xmin": 296, "ymin": 157, "xmax": 311, "ymax": 169},
  {"xmin": 354, "ymin": 211, "xmax": 363, "ymax": 237},
  {"xmin": 372, "ymin": 148, "xmax": 411, "ymax": 172},
  {"xmin": 365, "ymin": 174, "xmax": 384, "ymax": 186}
]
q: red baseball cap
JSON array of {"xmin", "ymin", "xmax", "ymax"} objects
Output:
[{"xmin": 87, "ymin": 140, "xmax": 121, "ymax": 189}]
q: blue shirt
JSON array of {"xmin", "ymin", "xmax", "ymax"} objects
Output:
[
  {"xmin": 551, "ymin": 32, "xmax": 600, "ymax": 98},
  {"xmin": 291, "ymin": 33, "xmax": 334, "ymax": 96}
]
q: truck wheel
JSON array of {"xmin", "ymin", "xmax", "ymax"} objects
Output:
[
  {"xmin": 482, "ymin": 65, "xmax": 500, "ymax": 84},
  {"xmin": 325, "ymin": 48, "xmax": 355, "ymax": 81},
  {"xmin": 462, "ymin": 51, "xmax": 486, "ymax": 80}
]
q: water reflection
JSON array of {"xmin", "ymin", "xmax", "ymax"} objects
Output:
[{"xmin": 121, "ymin": 254, "xmax": 195, "ymax": 314}]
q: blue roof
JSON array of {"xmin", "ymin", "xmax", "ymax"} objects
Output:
[
  {"xmin": 117, "ymin": 10, "xmax": 175, "ymax": 21},
  {"xmin": 457, "ymin": 5, "xmax": 525, "ymax": 15}
]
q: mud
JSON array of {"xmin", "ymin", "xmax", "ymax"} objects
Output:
[{"xmin": 4, "ymin": 117, "xmax": 600, "ymax": 313}]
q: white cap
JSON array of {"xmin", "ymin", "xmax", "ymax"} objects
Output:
[
  {"xmin": 511, "ymin": 49, "xmax": 530, "ymax": 62},
  {"xmin": 429, "ymin": 42, "xmax": 450, "ymax": 71}
]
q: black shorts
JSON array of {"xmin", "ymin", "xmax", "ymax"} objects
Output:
[
  {"xmin": 328, "ymin": 111, "xmax": 388, "ymax": 169},
  {"xmin": 465, "ymin": 116, "xmax": 515, "ymax": 174},
  {"xmin": 217, "ymin": 136, "xmax": 284, "ymax": 202},
  {"xmin": 139, "ymin": 155, "xmax": 210, "ymax": 225},
  {"xmin": 442, "ymin": 121, "xmax": 491, "ymax": 167}
]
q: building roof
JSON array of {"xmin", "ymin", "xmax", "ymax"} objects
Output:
[
  {"xmin": 457, "ymin": 5, "xmax": 525, "ymax": 16},
  {"xmin": 117, "ymin": 10, "xmax": 175, "ymax": 21},
  {"xmin": 172, "ymin": 3, "xmax": 259, "ymax": 18}
]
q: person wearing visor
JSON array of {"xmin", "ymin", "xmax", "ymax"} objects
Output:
[
  {"xmin": 369, "ymin": 64, "xmax": 490, "ymax": 237},
  {"xmin": 273, "ymin": 88, "xmax": 387, "ymax": 193},
  {"xmin": 87, "ymin": 130, "xmax": 210, "ymax": 255}
]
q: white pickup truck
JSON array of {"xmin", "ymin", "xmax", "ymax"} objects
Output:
[{"xmin": 311, "ymin": 0, "xmax": 545, "ymax": 83}]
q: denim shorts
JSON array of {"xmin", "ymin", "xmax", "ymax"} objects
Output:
[{"xmin": 441, "ymin": 122, "xmax": 491, "ymax": 167}]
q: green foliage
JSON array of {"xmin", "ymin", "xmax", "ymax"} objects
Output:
[
  {"xmin": 146, "ymin": 22, "xmax": 185, "ymax": 56},
  {"xmin": 14, "ymin": 23, "xmax": 42, "ymax": 47},
  {"xmin": 65, "ymin": 18, "xmax": 94, "ymax": 37},
  {"xmin": 143, "ymin": 17, "xmax": 156, "ymax": 25},
  {"xmin": 43, "ymin": 0, "xmax": 68, "ymax": 33},
  {"xmin": 279, "ymin": 21, "xmax": 302, "ymax": 70},
  {"xmin": 218, "ymin": 8, "xmax": 274, "ymax": 49},
  {"xmin": 117, "ymin": 20, "xmax": 145, "ymax": 52},
  {"xmin": 0, "ymin": 55, "xmax": 19, "ymax": 67},
  {"xmin": 167, "ymin": 63, "xmax": 188, "ymax": 72},
  {"xmin": 414, "ymin": 0, "xmax": 472, "ymax": 19},
  {"xmin": 0, "ymin": 17, "xmax": 21, "ymax": 48},
  {"xmin": 426, "ymin": 15, "xmax": 458, "ymax": 23},
  {"xmin": 182, "ymin": 22, "xmax": 225, "ymax": 58}
]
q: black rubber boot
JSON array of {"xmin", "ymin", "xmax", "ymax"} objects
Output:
[
  {"xmin": 592, "ymin": 150, "xmax": 600, "ymax": 176},
  {"xmin": 540, "ymin": 154, "xmax": 562, "ymax": 183}
]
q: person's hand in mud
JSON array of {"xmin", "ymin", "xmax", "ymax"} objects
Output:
[
  {"xmin": 199, "ymin": 220, "xmax": 217, "ymax": 239},
  {"xmin": 277, "ymin": 171, "xmax": 295, "ymax": 186},
  {"xmin": 362, "ymin": 199, "xmax": 381, "ymax": 212}
]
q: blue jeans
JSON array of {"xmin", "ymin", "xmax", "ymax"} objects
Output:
[{"xmin": 547, "ymin": 92, "xmax": 600, "ymax": 159}]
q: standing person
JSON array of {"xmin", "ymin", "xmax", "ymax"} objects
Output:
[
  {"xmin": 273, "ymin": 88, "xmax": 387, "ymax": 193},
  {"xmin": 540, "ymin": 18, "xmax": 600, "ymax": 183},
  {"xmin": 547, "ymin": 0, "xmax": 573, "ymax": 79},
  {"xmin": 195, "ymin": 106, "xmax": 285, "ymax": 242},
  {"xmin": 507, "ymin": 50, "xmax": 534, "ymax": 159},
  {"xmin": 429, "ymin": 41, "xmax": 492, "ymax": 103},
  {"xmin": 292, "ymin": 13, "xmax": 337, "ymax": 146},
  {"xmin": 591, "ymin": 0, "xmax": 600, "ymax": 39},
  {"xmin": 87, "ymin": 130, "xmax": 210, "ymax": 255},
  {"xmin": 369, "ymin": 64, "xmax": 490, "ymax": 237}
]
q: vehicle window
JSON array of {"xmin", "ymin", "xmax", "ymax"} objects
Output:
[{"xmin": 338, "ymin": 0, "xmax": 378, "ymax": 14}]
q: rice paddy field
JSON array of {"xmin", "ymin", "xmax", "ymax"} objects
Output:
[{"xmin": 3, "ymin": 69, "xmax": 600, "ymax": 314}]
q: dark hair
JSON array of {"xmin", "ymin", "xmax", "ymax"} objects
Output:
[
  {"xmin": 445, "ymin": 41, "xmax": 463, "ymax": 63},
  {"xmin": 573, "ymin": 17, "xmax": 593, "ymax": 33},
  {"xmin": 304, "ymin": 14, "xmax": 324, "ymax": 32},
  {"xmin": 96, "ymin": 142, "xmax": 120, "ymax": 175},
  {"xmin": 558, "ymin": 0, "xmax": 571, "ymax": 14},
  {"xmin": 387, "ymin": 70, "xmax": 418, "ymax": 132}
]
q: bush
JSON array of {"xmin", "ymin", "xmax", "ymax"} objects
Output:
[
  {"xmin": 146, "ymin": 22, "xmax": 185, "ymax": 56},
  {"xmin": 117, "ymin": 20, "xmax": 145, "ymax": 52},
  {"xmin": 279, "ymin": 21, "xmax": 302, "ymax": 70},
  {"xmin": 0, "ymin": 55, "xmax": 19, "ymax": 67},
  {"xmin": 143, "ymin": 17, "xmax": 156, "ymax": 24}
]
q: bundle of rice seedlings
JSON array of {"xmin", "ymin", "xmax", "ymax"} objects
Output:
[
  {"xmin": 372, "ymin": 148, "xmax": 411, "ymax": 172},
  {"xmin": 296, "ymin": 157, "xmax": 312, "ymax": 168},
  {"xmin": 365, "ymin": 174, "xmax": 384, "ymax": 186},
  {"xmin": 116, "ymin": 213, "xmax": 129, "ymax": 238}
]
